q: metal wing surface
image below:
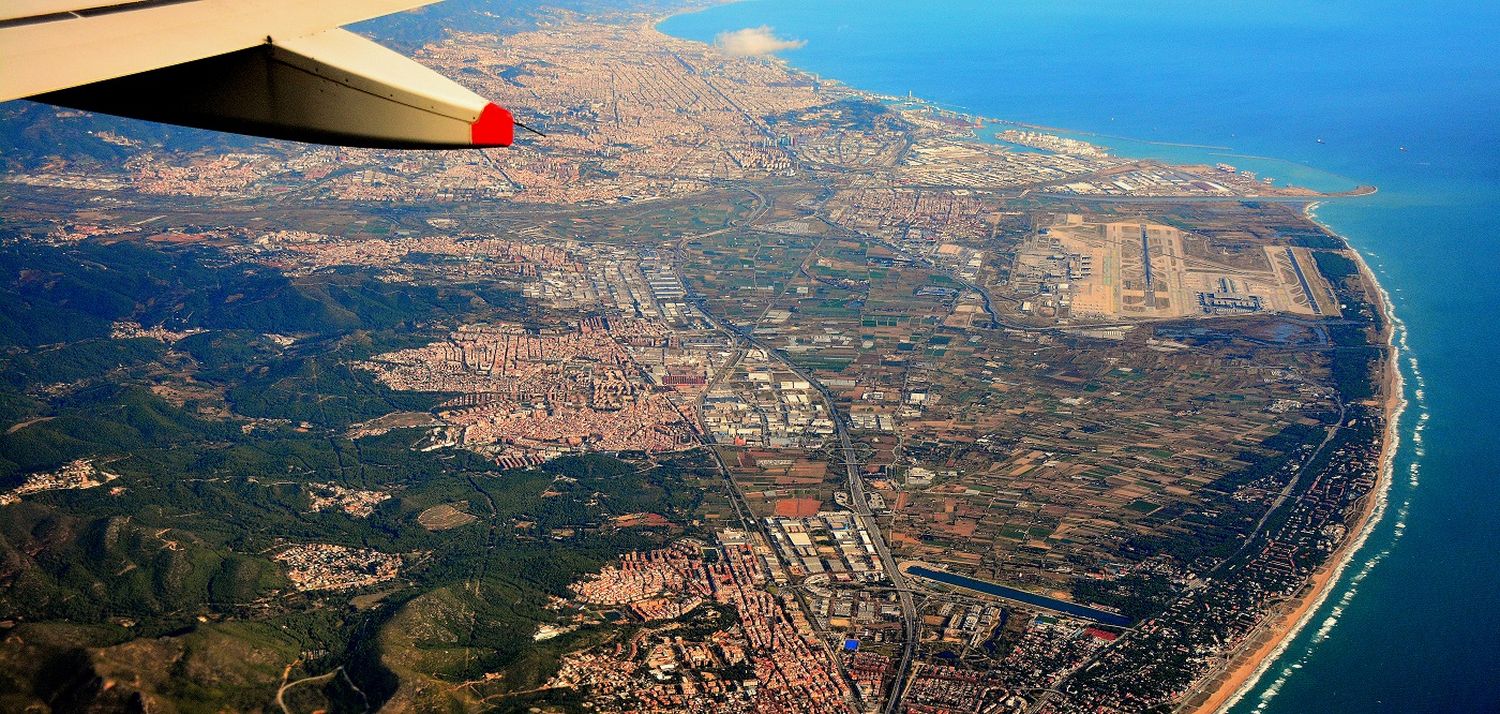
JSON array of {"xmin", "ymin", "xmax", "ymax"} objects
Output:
[{"xmin": 0, "ymin": 0, "xmax": 514, "ymax": 148}]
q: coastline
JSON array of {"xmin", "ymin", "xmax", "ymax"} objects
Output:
[
  {"xmin": 652, "ymin": 7, "xmax": 1405, "ymax": 711},
  {"xmin": 652, "ymin": 13, "xmax": 1371, "ymax": 203},
  {"xmin": 1189, "ymin": 204, "xmax": 1406, "ymax": 713}
]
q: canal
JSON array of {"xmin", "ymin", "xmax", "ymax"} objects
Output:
[{"xmin": 905, "ymin": 566, "xmax": 1133, "ymax": 627}]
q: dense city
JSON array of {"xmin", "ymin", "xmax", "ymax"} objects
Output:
[{"xmin": 0, "ymin": 2, "xmax": 1395, "ymax": 713}]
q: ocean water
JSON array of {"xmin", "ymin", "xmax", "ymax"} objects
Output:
[{"xmin": 663, "ymin": 2, "xmax": 1500, "ymax": 711}]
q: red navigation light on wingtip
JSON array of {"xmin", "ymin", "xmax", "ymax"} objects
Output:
[
  {"xmin": 5, "ymin": 2, "xmax": 537, "ymax": 151},
  {"xmin": 471, "ymin": 103, "xmax": 514, "ymax": 148}
]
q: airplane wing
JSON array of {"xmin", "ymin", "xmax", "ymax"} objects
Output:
[{"xmin": 0, "ymin": 0, "xmax": 514, "ymax": 148}]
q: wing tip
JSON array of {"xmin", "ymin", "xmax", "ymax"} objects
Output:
[{"xmin": 470, "ymin": 103, "xmax": 513, "ymax": 147}]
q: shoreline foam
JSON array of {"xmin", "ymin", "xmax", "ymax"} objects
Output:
[
  {"xmin": 651, "ymin": 8, "xmax": 1407, "ymax": 710},
  {"xmin": 1191, "ymin": 203, "xmax": 1406, "ymax": 713}
]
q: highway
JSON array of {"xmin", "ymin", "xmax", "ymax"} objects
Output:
[
  {"xmin": 669, "ymin": 186, "xmax": 918, "ymax": 712},
  {"xmin": 841, "ymin": 416, "xmax": 920, "ymax": 714},
  {"xmin": 714, "ymin": 315, "xmax": 920, "ymax": 714}
]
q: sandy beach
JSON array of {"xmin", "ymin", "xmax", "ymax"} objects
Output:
[
  {"xmin": 656, "ymin": 12, "xmax": 1407, "ymax": 707},
  {"xmin": 1184, "ymin": 204, "xmax": 1406, "ymax": 714}
]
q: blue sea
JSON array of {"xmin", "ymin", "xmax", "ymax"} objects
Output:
[{"xmin": 664, "ymin": 2, "xmax": 1500, "ymax": 711}]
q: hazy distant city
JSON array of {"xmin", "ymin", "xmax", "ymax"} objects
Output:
[{"xmin": 0, "ymin": 1, "xmax": 1398, "ymax": 713}]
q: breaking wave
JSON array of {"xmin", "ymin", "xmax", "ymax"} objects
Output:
[{"xmin": 1224, "ymin": 248, "xmax": 1427, "ymax": 713}]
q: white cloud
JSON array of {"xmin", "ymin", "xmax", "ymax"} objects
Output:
[{"xmin": 714, "ymin": 26, "xmax": 807, "ymax": 57}]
